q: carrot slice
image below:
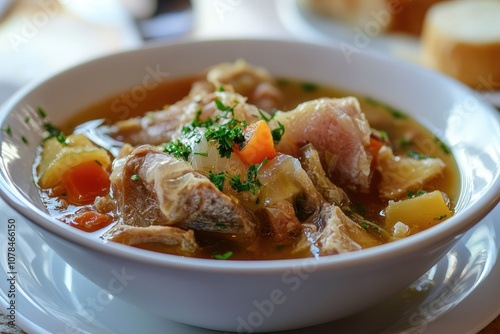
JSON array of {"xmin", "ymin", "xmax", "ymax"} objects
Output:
[
  {"xmin": 235, "ymin": 120, "xmax": 277, "ymax": 165},
  {"xmin": 72, "ymin": 210, "xmax": 113, "ymax": 232},
  {"xmin": 62, "ymin": 160, "xmax": 110, "ymax": 205},
  {"xmin": 367, "ymin": 137, "xmax": 385, "ymax": 159}
]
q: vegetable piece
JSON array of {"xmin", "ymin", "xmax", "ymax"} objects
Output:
[
  {"xmin": 384, "ymin": 190, "xmax": 453, "ymax": 234},
  {"xmin": 63, "ymin": 161, "xmax": 110, "ymax": 205},
  {"xmin": 70, "ymin": 210, "xmax": 113, "ymax": 232},
  {"xmin": 235, "ymin": 120, "xmax": 277, "ymax": 165},
  {"xmin": 213, "ymin": 251, "xmax": 233, "ymax": 260},
  {"xmin": 230, "ymin": 158, "xmax": 267, "ymax": 194},
  {"xmin": 366, "ymin": 137, "xmax": 385, "ymax": 159},
  {"xmin": 205, "ymin": 120, "xmax": 245, "ymax": 159},
  {"xmin": 38, "ymin": 134, "xmax": 111, "ymax": 189}
]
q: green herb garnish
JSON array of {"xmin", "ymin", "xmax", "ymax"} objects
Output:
[
  {"xmin": 434, "ymin": 136, "xmax": 451, "ymax": 154},
  {"xmin": 37, "ymin": 107, "xmax": 47, "ymax": 119},
  {"xmin": 352, "ymin": 202, "xmax": 366, "ymax": 216},
  {"xmin": 230, "ymin": 158, "xmax": 267, "ymax": 194},
  {"xmin": 301, "ymin": 82, "xmax": 318, "ymax": 92},
  {"xmin": 407, "ymin": 189, "xmax": 426, "ymax": 198},
  {"xmin": 43, "ymin": 122, "xmax": 63, "ymax": 140},
  {"xmin": 406, "ymin": 149, "xmax": 430, "ymax": 160},
  {"xmin": 434, "ymin": 214, "xmax": 448, "ymax": 221},
  {"xmin": 209, "ymin": 171, "xmax": 227, "ymax": 191},
  {"xmin": 213, "ymin": 251, "xmax": 233, "ymax": 260},
  {"xmin": 205, "ymin": 121, "xmax": 245, "ymax": 158},
  {"xmin": 130, "ymin": 174, "xmax": 140, "ymax": 181},
  {"xmin": 3, "ymin": 126, "xmax": 12, "ymax": 137},
  {"xmin": 271, "ymin": 121, "xmax": 285, "ymax": 143},
  {"xmin": 365, "ymin": 97, "xmax": 406, "ymax": 119},
  {"xmin": 164, "ymin": 140, "xmax": 192, "ymax": 161},
  {"xmin": 55, "ymin": 132, "xmax": 67, "ymax": 145},
  {"xmin": 399, "ymin": 138, "xmax": 414, "ymax": 147},
  {"xmin": 182, "ymin": 109, "xmax": 213, "ymax": 133}
]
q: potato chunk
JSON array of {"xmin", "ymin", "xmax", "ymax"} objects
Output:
[
  {"xmin": 38, "ymin": 134, "xmax": 111, "ymax": 189},
  {"xmin": 385, "ymin": 190, "xmax": 453, "ymax": 235}
]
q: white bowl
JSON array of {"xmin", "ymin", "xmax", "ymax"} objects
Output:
[{"xmin": 1, "ymin": 39, "xmax": 499, "ymax": 332}]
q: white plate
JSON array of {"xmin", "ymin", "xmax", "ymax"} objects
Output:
[
  {"xmin": 275, "ymin": 0, "xmax": 500, "ymax": 108},
  {"xmin": 1, "ymin": 198, "xmax": 499, "ymax": 334}
]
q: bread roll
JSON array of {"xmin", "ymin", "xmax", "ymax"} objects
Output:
[
  {"xmin": 304, "ymin": 0, "xmax": 449, "ymax": 35},
  {"xmin": 421, "ymin": 0, "xmax": 500, "ymax": 90}
]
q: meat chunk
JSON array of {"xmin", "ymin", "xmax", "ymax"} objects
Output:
[
  {"xmin": 306, "ymin": 205, "xmax": 380, "ymax": 256},
  {"xmin": 110, "ymin": 145, "xmax": 255, "ymax": 237},
  {"xmin": 105, "ymin": 225, "xmax": 199, "ymax": 255},
  {"xmin": 376, "ymin": 146, "xmax": 446, "ymax": 199},
  {"xmin": 274, "ymin": 97, "xmax": 373, "ymax": 192},
  {"xmin": 206, "ymin": 59, "xmax": 283, "ymax": 111},
  {"xmin": 298, "ymin": 144, "xmax": 349, "ymax": 207}
]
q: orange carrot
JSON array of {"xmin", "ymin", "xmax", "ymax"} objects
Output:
[
  {"xmin": 235, "ymin": 120, "xmax": 277, "ymax": 165},
  {"xmin": 63, "ymin": 160, "xmax": 110, "ymax": 205},
  {"xmin": 72, "ymin": 210, "xmax": 113, "ymax": 232},
  {"xmin": 367, "ymin": 137, "xmax": 385, "ymax": 159}
]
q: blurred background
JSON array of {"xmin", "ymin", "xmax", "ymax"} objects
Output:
[
  {"xmin": 1, "ymin": 0, "xmax": 498, "ymax": 107},
  {"xmin": 0, "ymin": 0, "xmax": 192, "ymax": 103}
]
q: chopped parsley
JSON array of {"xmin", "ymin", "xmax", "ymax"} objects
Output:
[
  {"xmin": 407, "ymin": 189, "xmax": 426, "ymax": 198},
  {"xmin": 164, "ymin": 140, "xmax": 192, "ymax": 161},
  {"xmin": 37, "ymin": 107, "xmax": 47, "ymax": 119},
  {"xmin": 205, "ymin": 119, "xmax": 245, "ymax": 158},
  {"xmin": 365, "ymin": 97, "xmax": 406, "ymax": 119},
  {"xmin": 301, "ymin": 82, "xmax": 318, "ymax": 92},
  {"xmin": 24, "ymin": 116, "xmax": 30, "ymax": 124},
  {"xmin": 43, "ymin": 122, "xmax": 64, "ymax": 141},
  {"xmin": 55, "ymin": 132, "xmax": 67, "ymax": 145},
  {"xmin": 21, "ymin": 136, "xmax": 28, "ymax": 144},
  {"xmin": 352, "ymin": 202, "xmax": 366, "ymax": 216},
  {"xmin": 406, "ymin": 149, "xmax": 430, "ymax": 160},
  {"xmin": 434, "ymin": 136, "xmax": 451, "ymax": 154},
  {"xmin": 3, "ymin": 126, "xmax": 12, "ymax": 137},
  {"xmin": 230, "ymin": 158, "xmax": 267, "ymax": 194},
  {"xmin": 209, "ymin": 171, "xmax": 226, "ymax": 191},
  {"xmin": 434, "ymin": 214, "xmax": 448, "ymax": 221},
  {"xmin": 182, "ymin": 109, "xmax": 213, "ymax": 133},
  {"xmin": 258, "ymin": 108, "xmax": 274, "ymax": 122},
  {"xmin": 271, "ymin": 121, "xmax": 285, "ymax": 143},
  {"xmin": 213, "ymin": 250, "xmax": 233, "ymax": 260},
  {"xmin": 130, "ymin": 174, "xmax": 140, "ymax": 181},
  {"xmin": 256, "ymin": 109, "xmax": 285, "ymax": 143},
  {"xmin": 399, "ymin": 138, "xmax": 414, "ymax": 147},
  {"xmin": 214, "ymin": 99, "xmax": 234, "ymax": 115}
]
